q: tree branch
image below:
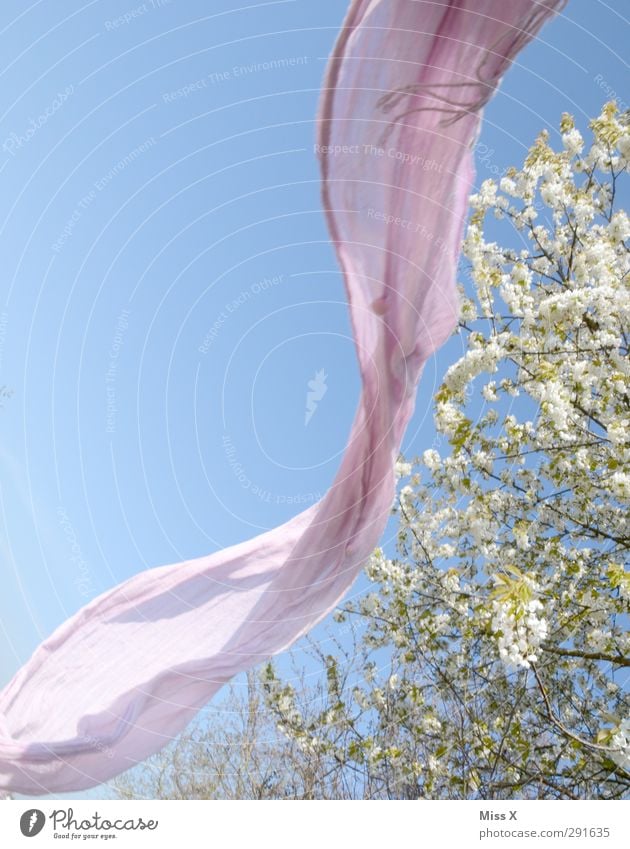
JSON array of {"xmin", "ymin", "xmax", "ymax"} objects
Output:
[{"xmin": 541, "ymin": 644, "xmax": 630, "ymax": 668}]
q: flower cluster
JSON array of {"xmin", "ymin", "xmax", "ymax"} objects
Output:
[
  {"xmin": 611, "ymin": 719, "xmax": 630, "ymax": 773},
  {"xmin": 491, "ymin": 597, "xmax": 548, "ymax": 671}
]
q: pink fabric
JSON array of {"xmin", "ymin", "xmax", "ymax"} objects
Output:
[{"xmin": 0, "ymin": 0, "xmax": 564, "ymax": 795}]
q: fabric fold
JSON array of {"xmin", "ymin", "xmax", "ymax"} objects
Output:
[{"xmin": 0, "ymin": 0, "xmax": 565, "ymax": 794}]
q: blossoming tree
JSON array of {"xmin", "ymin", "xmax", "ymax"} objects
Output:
[{"xmin": 261, "ymin": 104, "xmax": 630, "ymax": 800}]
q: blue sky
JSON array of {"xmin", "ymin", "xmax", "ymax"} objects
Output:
[{"xmin": 0, "ymin": 0, "xmax": 628, "ymax": 795}]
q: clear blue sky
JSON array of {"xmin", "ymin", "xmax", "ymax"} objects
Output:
[{"xmin": 0, "ymin": 0, "xmax": 628, "ymax": 794}]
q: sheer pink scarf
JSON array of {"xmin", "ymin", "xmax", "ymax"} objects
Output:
[{"xmin": 0, "ymin": 0, "xmax": 564, "ymax": 794}]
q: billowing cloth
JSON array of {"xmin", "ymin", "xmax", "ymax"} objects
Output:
[{"xmin": 0, "ymin": 0, "xmax": 564, "ymax": 794}]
